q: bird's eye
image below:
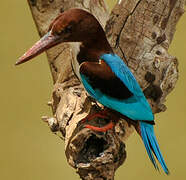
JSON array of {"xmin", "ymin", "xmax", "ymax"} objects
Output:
[
  {"xmin": 64, "ymin": 25, "xmax": 73, "ymax": 33},
  {"xmin": 55, "ymin": 24, "xmax": 73, "ymax": 35},
  {"xmin": 55, "ymin": 29, "xmax": 64, "ymax": 35}
]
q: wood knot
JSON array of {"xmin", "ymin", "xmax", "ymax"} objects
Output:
[
  {"xmin": 30, "ymin": 0, "xmax": 37, "ymax": 6},
  {"xmin": 105, "ymin": 20, "xmax": 113, "ymax": 37},
  {"xmin": 145, "ymin": 72, "xmax": 155, "ymax": 83},
  {"xmin": 153, "ymin": 15, "xmax": 159, "ymax": 25},
  {"xmin": 143, "ymin": 84, "xmax": 163, "ymax": 102},
  {"xmin": 151, "ymin": 32, "xmax": 157, "ymax": 39},
  {"xmin": 156, "ymin": 34, "xmax": 166, "ymax": 44},
  {"xmin": 156, "ymin": 50, "xmax": 162, "ymax": 55}
]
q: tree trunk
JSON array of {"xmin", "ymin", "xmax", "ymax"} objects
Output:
[{"xmin": 27, "ymin": 0, "xmax": 185, "ymax": 179}]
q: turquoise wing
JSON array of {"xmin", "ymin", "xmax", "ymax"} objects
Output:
[
  {"xmin": 100, "ymin": 54, "xmax": 143, "ymax": 96},
  {"xmin": 80, "ymin": 53, "xmax": 154, "ymax": 121}
]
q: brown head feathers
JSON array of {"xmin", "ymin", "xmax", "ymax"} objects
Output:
[{"xmin": 16, "ymin": 8, "xmax": 112, "ymax": 65}]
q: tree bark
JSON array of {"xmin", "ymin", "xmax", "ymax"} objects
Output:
[{"xmin": 27, "ymin": 0, "xmax": 185, "ymax": 179}]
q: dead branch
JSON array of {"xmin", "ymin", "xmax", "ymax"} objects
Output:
[{"xmin": 27, "ymin": 0, "xmax": 185, "ymax": 179}]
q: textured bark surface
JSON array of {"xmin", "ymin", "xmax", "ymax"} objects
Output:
[{"xmin": 27, "ymin": 0, "xmax": 185, "ymax": 179}]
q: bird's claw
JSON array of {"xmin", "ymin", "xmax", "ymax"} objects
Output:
[
  {"xmin": 84, "ymin": 121, "xmax": 114, "ymax": 132},
  {"xmin": 79, "ymin": 109, "xmax": 114, "ymax": 132}
]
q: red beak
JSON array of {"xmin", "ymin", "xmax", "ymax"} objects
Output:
[{"xmin": 15, "ymin": 31, "xmax": 61, "ymax": 65}]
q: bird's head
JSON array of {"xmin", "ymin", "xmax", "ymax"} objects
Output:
[{"xmin": 16, "ymin": 8, "xmax": 106, "ymax": 65}]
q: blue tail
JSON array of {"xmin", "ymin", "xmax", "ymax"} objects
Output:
[{"xmin": 140, "ymin": 122, "xmax": 169, "ymax": 174}]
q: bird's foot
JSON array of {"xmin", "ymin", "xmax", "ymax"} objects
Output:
[
  {"xmin": 80, "ymin": 108, "xmax": 115, "ymax": 132},
  {"xmin": 80, "ymin": 108, "xmax": 109, "ymax": 123},
  {"xmin": 84, "ymin": 121, "xmax": 114, "ymax": 132}
]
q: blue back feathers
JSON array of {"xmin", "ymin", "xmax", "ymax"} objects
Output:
[{"xmin": 81, "ymin": 53, "xmax": 154, "ymax": 121}]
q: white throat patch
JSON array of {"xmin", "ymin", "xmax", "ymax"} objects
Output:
[{"xmin": 70, "ymin": 42, "xmax": 82, "ymax": 80}]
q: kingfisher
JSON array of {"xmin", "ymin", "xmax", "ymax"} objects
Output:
[{"xmin": 16, "ymin": 8, "xmax": 169, "ymax": 174}]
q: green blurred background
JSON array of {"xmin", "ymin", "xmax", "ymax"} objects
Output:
[{"xmin": 0, "ymin": 1, "xmax": 185, "ymax": 179}]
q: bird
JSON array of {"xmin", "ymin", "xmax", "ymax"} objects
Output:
[{"xmin": 16, "ymin": 8, "xmax": 169, "ymax": 174}]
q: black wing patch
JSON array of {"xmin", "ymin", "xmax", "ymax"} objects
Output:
[{"xmin": 80, "ymin": 61, "xmax": 133, "ymax": 100}]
